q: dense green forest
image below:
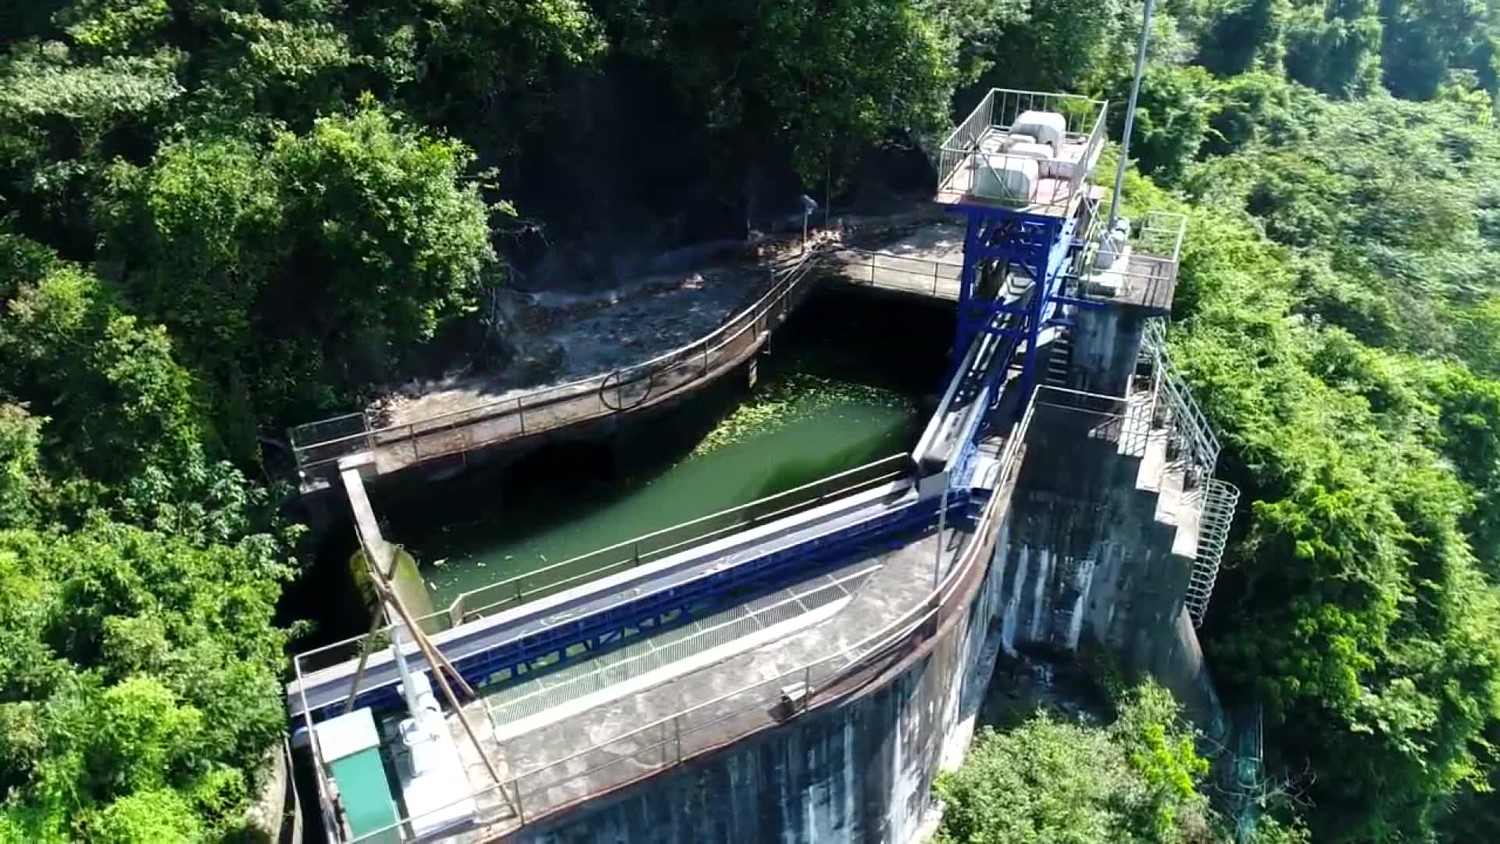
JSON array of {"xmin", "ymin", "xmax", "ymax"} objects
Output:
[
  {"xmin": 938, "ymin": 678, "xmax": 1312, "ymax": 843},
  {"xmin": 4, "ymin": 0, "xmax": 1500, "ymax": 840}
]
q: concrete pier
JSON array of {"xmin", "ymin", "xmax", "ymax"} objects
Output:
[{"xmin": 339, "ymin": 463, "xmax": 433, "ymax": 624}]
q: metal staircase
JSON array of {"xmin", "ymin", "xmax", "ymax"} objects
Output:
[
  {"xmin": 1043, "ymin": 327, "xmax": 1073, "ymax": 388},
  {"xmin": 1142, "ymin": 318, "xmax": 1219, "ymax": 492},
  {"xmin": 1140, "ymin": 317, "xmax": 1238, "ymax": 628}
]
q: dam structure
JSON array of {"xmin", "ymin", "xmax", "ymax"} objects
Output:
[{"xmin": 285, "ymin": 88, "xmax": 1238, "ymax": 844}]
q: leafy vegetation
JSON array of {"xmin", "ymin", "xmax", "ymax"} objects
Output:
[
  {"xmin": 689, "ymin": 373, "xmax": 913, "ymax": 457},
  {"xmin": 5, "ymin": 0, "xmax": 1500, "ymax": 838},
  {"xmin": 101, "ymin": 100, "xmax": 495, "ymax": 452},
  {"xmin": 937, "ymin": 681, "xmax": 1307, "ymax": 844},
  {"xmin": 0, "ymin": 524, "xmax": 290, "ymax": 842},
  {"xmin": 1152, "ymin": 97, "xmax": 1500, "ymax": 840}
]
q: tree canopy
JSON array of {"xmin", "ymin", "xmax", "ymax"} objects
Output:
[
  {"xmin": 0, "ymin": 522, "xmax": 290, "ymax": 841},
  {"xmin": 7, "ymin": 0, "xmax": 1500, "ymax": 839},
  {"xmin": 938, "ymin": 681, "xmax": 1309, "ymax": 844},
  {"xmin": 1116, "ymin": 92, "xmax": 1500, "ymax": 842}
]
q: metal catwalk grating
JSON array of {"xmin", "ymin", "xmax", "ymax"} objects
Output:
[{"xmin": 484, "ymin": 565, "xmax": 879, "ymax": 727}]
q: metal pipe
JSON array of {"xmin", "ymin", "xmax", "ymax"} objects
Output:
[
  {"xmin": 824, "ymin": 145, "xmax": 832, "ymax": 229},
  {"xmin": 391, "ymin": 623, "xmax": 421, "ymax": 717},
  {"xmin": 1108, "ymin": 0, "xmax": 1158, "ymax": 228}
]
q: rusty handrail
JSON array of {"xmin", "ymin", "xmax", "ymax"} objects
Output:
[{"xmin": 290, "ymin": 247, "xmax": 829, "ymax": 477}]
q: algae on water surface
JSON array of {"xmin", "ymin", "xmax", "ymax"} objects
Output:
[{"xmin": 691, "ymin": 373, "xmax": 916, "ymax": 458}]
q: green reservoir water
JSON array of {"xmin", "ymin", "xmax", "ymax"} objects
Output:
[
  {"xmin": 415, "ymin": 374, "xmax": 919, "ymax": 607},
  {"xmin": 370, "ymin": 288, "xmax": 953, "ymax": 616}
]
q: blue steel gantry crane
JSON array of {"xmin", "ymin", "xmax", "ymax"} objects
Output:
[{"xmin": 932, "ymin": 88, "xmax": 1111, "ymax": 411}]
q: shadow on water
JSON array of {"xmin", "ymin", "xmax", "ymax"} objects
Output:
[
  {"xmin": 301, "ymin": 285, "xmax": 955, "ymax": 634},
  {"xmin": 744, "ymin": 433, "xmax": 900, "ymax": 507}
]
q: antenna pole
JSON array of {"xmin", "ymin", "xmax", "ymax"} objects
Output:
[{"xmin": 1108, "ymin": 0, "xmax": 1157, "ymax": 228}]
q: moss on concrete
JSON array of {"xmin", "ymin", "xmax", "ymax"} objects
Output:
[{"xmin": 350, "ymin": 546, "xmax": 442, "ymax": 634}]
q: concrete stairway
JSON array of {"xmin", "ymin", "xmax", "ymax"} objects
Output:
[
  {"xmin": 1117, "ymin": 378, "xmax": 1242, "ymax": 628},
  {"xmin": 1120, "ymin": 386, "xmax": 1204, "ymax": 567},
  {"xmin": 996, "ymin": 383, "xmax": 1211, "ymax": 660}
]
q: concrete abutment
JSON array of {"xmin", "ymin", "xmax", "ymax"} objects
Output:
[{"xmin": 504, "ymin": 387, "xmax": 1227, "ymax": 844}]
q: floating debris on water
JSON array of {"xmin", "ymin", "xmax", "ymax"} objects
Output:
[{"xmin": 691, "ymin": 373, "xmax": 914, "ymax": 458}]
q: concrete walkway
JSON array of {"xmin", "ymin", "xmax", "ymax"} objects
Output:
[{"xmin": 446, "ymin": 532, "xmax": 948, "ymax": 841}]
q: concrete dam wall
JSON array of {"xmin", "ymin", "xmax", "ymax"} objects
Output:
[
  {"xmin": 507, "ymin": 392, "xmax": 1226, "ymax": 844},
  {"xmin": 513, "ymin": 524, "xmax": 1011, "ymax": 844},
  {"xmin": 993, "ymin": 395, "xmax": 1226, "ymax": 734}
]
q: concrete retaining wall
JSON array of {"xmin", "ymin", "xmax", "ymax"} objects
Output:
[
  {"xmin": 504, "ymin": 400, "xmax": 1227, "ymax": 844},
  {"xmin": 1070, "ymin": 304, "xmax": 1146, "ymax": 398},
  {"xmin": 993, "ymin": 406, "xmax": 1225, "ymax": 736},
  {"xmin": 510, "ymin": 527, "xmax": 1011, "ymax": 844}
]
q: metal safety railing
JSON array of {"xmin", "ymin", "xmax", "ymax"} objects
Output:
[
  {"xmin": 1228, "ymin": 704, "xmax": 1267, "ymax": 842},
  {"xmin": 315, "ymin": 398, "xmax": 1036, "ymax": 844},
  {"xmin": 1071, "ymin": 208, "xmax": 1186, "ymax": 310},
  {"xmin": 833, "ymin": 248, "xmax": 963, "ymax": 300},
  {"xmin": 484, "ymin": 563, "xmax": 881, "ymax": 727},
  {"xmin": 1184, "ymin": 479, "xmax": 1239, "ymax": 627},
  {"xmin": 1136, "ymin": 210, "xmax": 1188, "ymax": 263},
  {"xmin": 436, "ymin": 452, "xmax": 909, "ymax": 629},
  {"xmin": 1139, "ymin": 317, "xmax": 1238, "ymax": 627},
  {"xmin": 1030, "ymin": 385, "xmax": 1155, "ymax": 459},
  {"xmin": 290, "ymin": 453, "xmax": 910, "ymax": 677},
  {"xmin": 935, "ymin": 87, "xmax": 1108, "ymax": 215},
  {"xmin": 1142, "ymin": 317, "xmax": 1220, "ymax": 489},
  {"xmin": 288, "ymin": 247, "xmax": 830, "ymax": 483}
]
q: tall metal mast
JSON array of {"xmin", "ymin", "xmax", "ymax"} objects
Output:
[{"xmin": 1108, "ymin": 0, "xmax": 1158, "ymax": 227}]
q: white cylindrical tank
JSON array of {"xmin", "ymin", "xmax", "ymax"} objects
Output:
[
  {"xmin": 406, "ymin": 670, "xmax": 439, "ymax": 715},
  {"xmin": 979, "ymin": 134, "xmax": 1005, "ymax": 154},
  {"xmin": 1005, "ymin": 142, "xmax": 1055, "ymax": 179},
  {"xmin": 1012, "ymin": 110, "xmax": 1066, "ymax": 155},
  {"xmin": 1006, "ymin": 142, "xmax": 1053, "ymax": 160},
  {"xmin": 974, "ymin": 155, "xmax": 1039, "ymax": 203},
  {"xmin": 982, "ymin": 133, "xmax": 1037, "ymax": 154}
]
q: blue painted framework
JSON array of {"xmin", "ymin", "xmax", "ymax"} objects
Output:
[
  {"xmin": 308, "ymin": 491, "xmax": 981, "ymax": 721},
  {"xmin": 946, "ymin": 202, "xmax": 1103, "ymax": 414}
]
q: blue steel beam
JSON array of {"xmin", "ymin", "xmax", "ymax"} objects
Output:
[
  {"xmin": 946, "ymin": 196, "xmax": 1097, "ymax": 415},
  {"xmin": 949, "ymin": 206, "xmax": 1072, "ymax": 404}
]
